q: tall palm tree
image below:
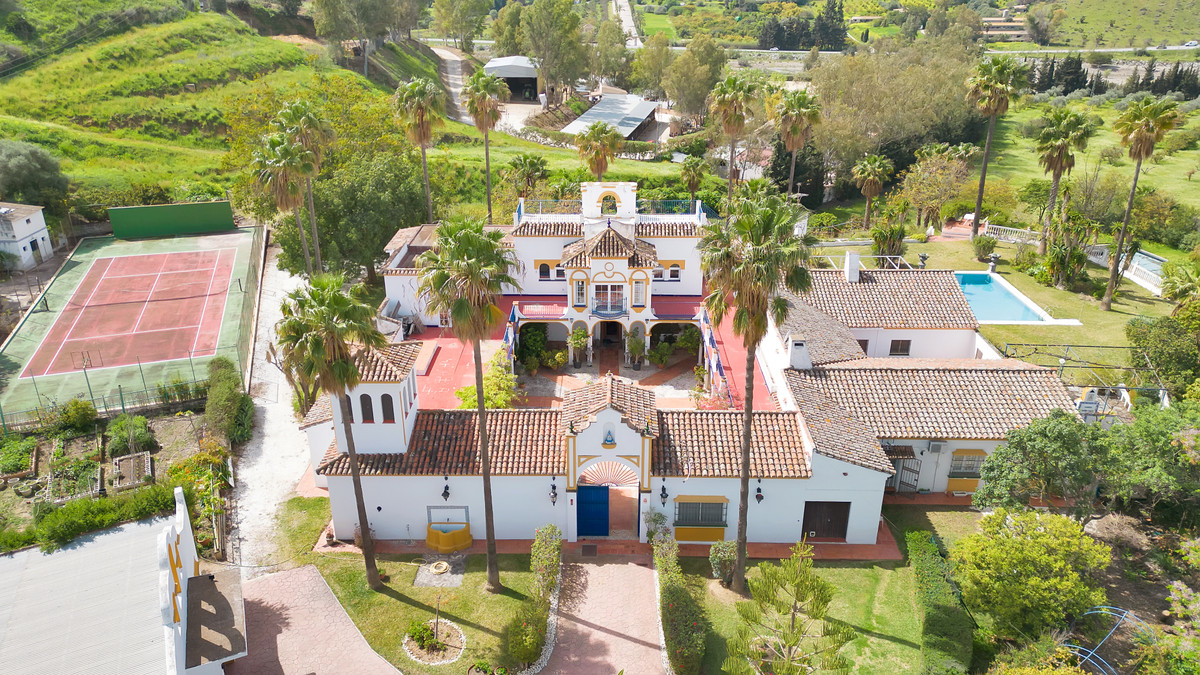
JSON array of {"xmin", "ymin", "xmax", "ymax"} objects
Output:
[
  {"xmin": 393, "ymin": 78, "xmax": 446, "ymax": 223},
  {"xmin": 1102, "ymin": 97, "xmax": 1185, "ymax": 311},
  {"xmin": 1033, "ymin": 108, "xmax": 1095, "ymax": 254},
  {"xmin": 680, "ymin": 155, "xmax": 708, "ymax": 206},
  {"xmin": 774, "ymin": 89, "xmax": 821, "ymax": 197},
  {"xmin": 710, "ymin": 74, "xmax": 759, "ymax": 203},
  {"xmin": 575, "ymin": 121, "xmax": 623, "ymax": 181},
  {"xmin": 851, "ymin": 154, "xmax": 893, "ymax": 232},
  {"xmin": 698, "ymin": 189, "xmax": 813, "ymax": 593},
  {"xmin": 507, "ymin": 153, "xmax": 549, "ymax": 198},
  {"xmin": 416, "ymin": 219, "xmax": 521, "ymax": 593},
  {"xmin": 462, "ymin": 70, "xmax": 511, "ymax": 223},
  {"xmin": 271, "ymin": 100, "xmax": 335, "ymax": 272},
  {"xmin": 252, "ymin": 132, "xmax": 314, "ymax": 276},
  {"xmin": 965, "ymin": 56, "xmax": 1029, "ymax": 239},
  {"xmin": 276, "ymin": 274, "xmax": 387, "ymax": 589}
]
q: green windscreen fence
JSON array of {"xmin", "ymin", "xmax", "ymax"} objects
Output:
[{"xmin": 110, "ymin": 201, "xmax": 236, "ymax": 239}]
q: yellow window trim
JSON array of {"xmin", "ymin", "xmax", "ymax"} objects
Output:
[
  {"xmin": 675, "ymin": 526, "xmax": 724, "ymax": 542},
  {"xmin": 952, "ymin": 448, "xmax": 987, "ymax": 457},
  {"xmin": 673, "ymin": 495, "xmax": 729, "ymax": 503},
  {"xmin": 947, "ymin": 478, "xmax": 981, "ymax": 492},
  {"xmin": 657, "ymin": 259, "xmax": 686, "ymax": 269}
]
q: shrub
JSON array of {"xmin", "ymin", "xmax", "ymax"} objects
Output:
[
  {"xmin": 506, "ymin": 599, "xmax": 548, "ymax": 665},
  {"xmin": 1168, "ymin": 581, "xmax": 1200, "ymax": 632},
  {"xmin": 0, "ymin": 525, "xmax": 36, "ymax": 552},
  {"xmin": 105, "ymin": 414, "xmax": 154, "ymax": 457},
  {"xmin": 406, "ymin": 619, "xmax": 445, "ymax": 651},
  {"xmin": 653, "ymin": 536, "xmax": 707, "ymax": 674},
  {"xmin": 972, "ymin": 235, "xmax": 998, "ymax": 261},
  {"xmin": 56, "ymin": 398, "xmax": 97, "ymax": 433},
  {"xmin": 675, "ymin": 326, "xmax": 702, "ymax": 355},
  {"xmin": 205, "ymin": 357, "xmax": 252, "ymax": 445},
  {"xmin": 229, "ymin": 394, "xmax": 254, "ymax": 445},
  {"xmin": 648, "ymin": 340, "xmax": 676, "ymax": 367},
  {"xmin": 523, "ymin": 354, "xmax": 540, "ymax": 373},
  {"xmin": 0, "ymin": 436, "xmax": 36, "ymax": 474},
  {"xmin": 35, "ymin": 482, "xmax": 182, "ymax": 551},
  {"xmin": 908, "ymin": 530, "xmax": 972, "ymax": 674},
  {"xmin": 518, "ymin": 323, "xmax": 547, "ymax": 361},
  {"xmin": 531, "ymin": 524, "xmax": 562, "ymax": 598},
  {"xmin": 709, "ymin": 540, "xmax": 736, "ymax": 587}
]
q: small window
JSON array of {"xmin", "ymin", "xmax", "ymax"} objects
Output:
[
  {"xmin": 538, "ymin": 263, "xmax": 550, "ymax": 280},
  {"xmin": 633, "ymin": 280, "xmax": 646, "ymax": 306},
  {"xmin": 381, "ymin": 394, "xmax": 395, "ymax": 423},
  {"xmin": 652, "ymin": 268, "xmax": 664, "ymax": 280},
  {"xmin": 674, "ymin": 501, "xmax": 727, "ymax": 527},
  {"xmin": 949, "ymin": 454, "xmax": 985, "ymax": 478},
  {"xmin": 668, "ymin": 264, "xmax": 681, "ymax": 280},
  {"xmin": 889, "ymin": 339, "xmax": 911, "ymax": 356},
  {"xmin": 574, "ymin": 280, "xmax": 586, "ymax": 306},
  {"xmin": 857, "ymin": 339, "xmax": 869, "ymax": 353},
  {"xmin": 343, "ymin": 395, "xmax": 354, "ymax": 422},
  {"xmin": 359, "ymin": 394, "xmax": 374, "ymax": 423},
  {"xmin": 555, "ymin": 266, "xmax": 566, "ymax": 279}
]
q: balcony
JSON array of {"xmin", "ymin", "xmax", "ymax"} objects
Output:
[{"xmin": 592, "ymin": 299, "xmax": 627, "ymax": 318}]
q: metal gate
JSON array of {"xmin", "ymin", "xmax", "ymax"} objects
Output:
[{"xmin": 577, "ymin": 485, "xmax": 609, "ymax": 537}]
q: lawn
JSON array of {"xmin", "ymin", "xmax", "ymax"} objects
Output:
[
  {"xmin": 276, "ymin": 497, "xmax": 539, "ymax": 673},
  {"xmin": 640, "ymin": 12, "xmax": 677, "ymax": 40}
]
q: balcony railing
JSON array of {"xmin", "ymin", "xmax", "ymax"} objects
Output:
[
  {"xmin": 521, "ymin": 200, "xmax": 583, "ymax": 215},
  {"xmin": 636, "ymin": 199, "xmax": 695, "ymax": 215},
  {"xmin": 592, "ymin": 299, "xmax": 627, "ymax": 317}
]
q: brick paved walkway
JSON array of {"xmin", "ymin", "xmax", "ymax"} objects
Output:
[
  {"xmin": 543, "ymin": 557, "xmax": 665, "ymax": 675},
  {"xmin": 227, "ymin": 565, "xmax": 398, "ymax": 675}
]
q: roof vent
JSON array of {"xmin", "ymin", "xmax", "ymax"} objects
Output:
[
  {"xmin": 789, "ymin": 338, "xmax": 812, "ymax": 370},
  {"xmin": 844, "ymin": 250, "xmax": 860, "ymax": 283}
]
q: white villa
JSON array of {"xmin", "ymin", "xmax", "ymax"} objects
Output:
[
  {"xmin": 0, "ymin": 202, "xmax": 52, "ymax": 270},
  {"xmin": 301, "ymin": 182, "xmax": 1084, "ymax": 553}
]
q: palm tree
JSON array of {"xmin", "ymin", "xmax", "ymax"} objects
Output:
[
  {"xmin": 710, "ymin": 74, "xmax": 759, "ymax": 203},
  {"xmin": 1162, "ymin": 263, "xmax": 1200, "ymax": 315},
  {"xmin": 965, "ymin": 56, "xmax": 1029, "ymax": 239},
  {"xmin": 276, "ymin": 274, "xmax": 387, "ymax": 589},
  {"xmin": 575, "ymin": 121, "xmax": 623, "ymax": 181},
  {"xmin": 680, "ymin": 155, "xmax": 708, "ymax": 206},
  {"xmin": 851, "ymin": 154, "xmax": 893, "ymax": 232},
  {"xmin": 462, "ymin": 70, "xmax": 511, "ymax": 223},
  {"xmin": 698, "ymin": 189, "xmax": 813, "ymax": 593},
  {"xmin": 416, "ymin": 219, "xmax": 521, "ymax": 593},
  {"xmin": 507, "ymin": 153, "xmax": 549, "ymax": 198},
  {"xmin": 271, "ymin": 100, "xmax": 335, "ymax": 272},
  {"xmin": 1101, "ymin": 97, "xmax": 1184, "ymax": 311},
  {"xmin": 252, "ymin": 132, "xmax": 314, "ymax": 276},
  {"xmin": 1033, "ymin": 108, "xmax": 1095, "ymax": 255},
  {"xmin": 393, "ymin": 78, "xmax": 446, "ymax": 223},
  {"xmin": 774, "ymin": 89, "xmax": 821, "ymax": 197}
]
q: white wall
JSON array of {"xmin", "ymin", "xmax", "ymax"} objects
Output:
[
  {"xmin": 331, "ymin": 376, "xmax": 420, "ymax": 455},
  {"xmin": 158, "ymin": 487, "xmax": 198, "ymax": 675},
  {"xmin": 889, "ymin": 438, "xmax": 1001, "ymax": 493},
  {"xmin": 639, "ymin": 236, "xmax": 702, "ymax": 296},
  {"xmin": 383, "ymin": 273, "xmax": 439, "ymax": 326},
  {"xmin": 512, "ymin": 236, "xmax": 577, "ymax": 294},
  {"xmin": 0, "ymin": 208, "xmax": 49, "ymax": 270},
  {"xmin": 851, "ymin": 328, "xmax": 977, "ymax": 359},
  {"xmin": 304, "ymin": 422, "xmax": 335, "ymax": 488}
]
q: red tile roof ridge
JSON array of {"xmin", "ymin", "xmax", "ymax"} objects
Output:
[{"xmin": 816, "ymin": 357, "xmax": 1051, "ymax": 371}]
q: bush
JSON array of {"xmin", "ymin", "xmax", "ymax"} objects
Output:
[
  {"xmin": 531, "ymin": 524, "xmax": 562, "ymax": 598},
  {"xmin": 709, "ymin": 540, "xmax": 736, "ymax": 586},
  {"xmin": 230, "ymin": 394, "xmax": 254, "ymax": 445},
  {"xmin": 676, "ymin": 326, "xmax": 702, "ymax": 355},
  {"xmin": 105, "ymin": 414, "xmax": 154, "ymax": 457},
  {"xmin": 648, "ymin": 340, "xmax": 676, "ymax": 367},
  {"xmin": 0, "ymin": 525, "xmax": 36, "ymax": 552},
  {"xmin": 518, "ymin": 324, "xmax": 547, "ymax": 362},
  {"xmin": 35, "ymin": 482, "xmax": 183, "ymax": 552},
  {"xmin": 972, "ymin": 235, "xmax": 998, "ymax": 261},
  {"xmin": 506, "ymin": 599, "xmax": 548, "ymax": 665},
  {"xmin": 653, "ymin": 536, "xmax": 707, "ymax": 674},
  {"xmin": 406, "ymin": 619, "xmax": 445, "ymax": 651},
  {"xmin": 908, "ymin": 531, "xmax": 972, "ymax": 674},
  {"xmin": 205, "ymin": 357, "xmax": 252, "ymax": 445},
  {"xmin": 56, "ymin": 398, "xmax": 97, "ymax": 433},
  {"xmin": 0, "ymin": 436, "xmax": 37, "ymax": 474},
  {"xmin": 523, "ymin": 354, "xmax": 540, "ymax": 373}
]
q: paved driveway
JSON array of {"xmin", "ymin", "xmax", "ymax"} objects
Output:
[
  {"xmin": 227, "ymin": 565, "xmax": 398, "ymax": 675},
  {"xmin": 544, "ymin": 557, "xmax": 665, "ymax": 675}
]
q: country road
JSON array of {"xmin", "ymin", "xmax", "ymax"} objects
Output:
[{"xmin": 611, "ymin": 0, "xmax": 642, "ymax": 48}]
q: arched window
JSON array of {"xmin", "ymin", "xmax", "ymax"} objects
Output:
[
  {"xmin": 601, "ymin": 194, "xmax": 617, "ymax": 214},
  {"xmin": 359, "ymin": 394, "xmax": 374, "ymax": 423},
  {"xmin": 343, "ymin": 395, "xmax": 353, "ymax": 422},
  {"xmin": 539, "ymin": 263, "xmax": 550, "ymax": 280},
  {"xmin": 381, "ymin": 394, "xmax": 395, "ymax": 423},
  {"xmin": 669, "ymin": 264, "xmax": 681, "ymax": 280}
]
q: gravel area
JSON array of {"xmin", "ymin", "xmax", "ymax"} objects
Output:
[{"xmin": 229, "ymin": 245, "xmax": 310, "ymax": 575}]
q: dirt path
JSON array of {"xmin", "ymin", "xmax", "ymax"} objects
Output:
[
  {"xmin": 431, "ymin": 47, "xmax": 471, "ymax": 123},
  {"xmin": 229, "ymin": 245, "xmax": 310, "ymax": 576},
  {"xmin": 611, "ymin": 0, "xmax": 643, "ymax": 48}
]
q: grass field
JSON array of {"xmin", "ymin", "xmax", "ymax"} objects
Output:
[
  {"xmin": 639, "ymin": 12, "xmax": 677, "ymax": 40},
  {"xmin": 1052, "ymin": 0, "xmax": 1200, "ymax": 49},
  {"xmin": 374, "ymin": 40, "xmax": 448, "ymax": 95},
  {"xmin": 0, "ymin": 0, "xmax": 184, "ymax": 52}
]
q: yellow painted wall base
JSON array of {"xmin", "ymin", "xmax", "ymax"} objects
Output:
[
  {"xmin": 675, "ymin": 526, "xmax": 725, "ymax": 542},
  {"xmin": 946, "ymin": 478, "xmax": 980, "ymax": 493},
  {"xmin": 426, "ymin": 523, "xmax": 473, "ymax": 553}
]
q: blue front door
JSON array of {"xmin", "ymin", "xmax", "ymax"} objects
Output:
[{"xmin": 577, "ymin": 485, "xmax": 609, "ymax": 537}]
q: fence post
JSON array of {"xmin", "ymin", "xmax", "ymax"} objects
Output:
[
  {"xmin": 82, "ymin": 366, "xmax": 96, "ymax": 408},
  {"xmin": 187, "ymin": 351, "xmax": 198, "ymax": 382},
  {"xmin": 118, "ymin": 385, "xmax": 126, "ymax": 415},
  {"xmin": 0, "ymin": 402, "xmax": 7, "ymax": 435}
]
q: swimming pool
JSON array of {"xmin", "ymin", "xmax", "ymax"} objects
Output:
[{"xmin": 955, "ymin": 272, "xmax": 1048, "ymax": 323}]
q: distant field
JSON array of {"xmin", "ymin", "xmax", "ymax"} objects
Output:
[
  {"xmin": 0, "ymin": 0, "xmax": 184, "ymax": 52},
  {"xmin": 1052, "ymin": 0, "xmax": 1200, "ymax": 49},
  {"xmin": 639, "ymin": 12, "xmax": 677, "ymax": 40}
]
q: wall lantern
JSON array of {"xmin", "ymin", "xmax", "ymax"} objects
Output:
[
  {"xmin": 755, "ymin": 488, "xmax": 764, "ymax": 504},
  {"xmin": 660, "ymin": 484, "xmax": 669, "ymax": 507},
  {"xmin": 549, "ymin": 479, "xmax": 558, "ymax": 505},
  {"xmin": 442, "ymin": 475, "xmax": 450, "ymax": 502}
]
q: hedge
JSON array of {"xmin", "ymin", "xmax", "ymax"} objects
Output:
[
  {"xmin": 652, "ymin": 536, "xmax": 707, "ymax": 674},
  {"xmin": 205, "ymin": 357, "xmax": 253, "ymax": 445},
  {"xmin": 531, "ymin": 523, "xmax": 562, "ymax": 599},
  {"xmin": 907, "ymin": 530, "xmax": 973, "ymax": 674}
]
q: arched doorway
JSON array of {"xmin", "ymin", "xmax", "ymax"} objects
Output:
[{"xmin": 577, "ymin": 461, "xmax": 640, "ymax": 539}]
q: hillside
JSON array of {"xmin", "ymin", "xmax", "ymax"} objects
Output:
[
  {"xmin": 0, "ymin": 0, "xmax": 185, "ymax": 68},
  {"xmin": 1049, "ymin": 0, "xmax": 1200, "ymax": 49}
]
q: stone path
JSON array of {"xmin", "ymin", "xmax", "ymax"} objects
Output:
[
  {"xmin": 544, "ymin": 557, "xmax": 665, "ymax": 675},
  {"xmin": 431, "ymin": 47, "xmax": 470, "ymax": 123},
  {"xmin": 227, "ymin": 565, "xmax": 399, "ymax": 675}
]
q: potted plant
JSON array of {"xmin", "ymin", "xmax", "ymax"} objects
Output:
[
  {"xmin": 567, "ymin": 327, "xmax": 589, "ymax": 368},
  {"xmin": 524, "ymin": 354, "xmax": 540, "ymax": 377},
  {"xmin": 628, "ymin": 333, "xmax": 646, "ymax": 371}
]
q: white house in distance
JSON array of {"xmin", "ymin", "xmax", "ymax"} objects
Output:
[{"xmin": 0, "ymin": 202, "xmax": 52, "ymax": 270}]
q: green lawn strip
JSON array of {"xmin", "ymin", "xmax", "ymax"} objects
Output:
[
  {"xmin": 681, "ymin": 555, "xmax": 922, "ymax": 674},
  {"xmin": 639, "ymin": 12, "xmax": 677, "ymax": 40},
  {"xmin": 881, "ymin": 505, "xmax": 983, "ymax": 553}
]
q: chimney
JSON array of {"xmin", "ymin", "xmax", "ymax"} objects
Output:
[
  {"xmin": 844, "ymin": 250, "xmax": 860, "ymax": 283},
  {"xmin": 789, "ymin": 338, "xmax": 812, "ymax": 370}
]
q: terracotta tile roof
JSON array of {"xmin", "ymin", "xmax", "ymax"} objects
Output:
[
  {"xmin": 777, "ymin": 291, "xmax": 865, "ymax": 366},
  {"xmin": 802, "ymin": 269, "xmax": 978, "ymax": 329},
  {"xmin": 317, "ymin": 409, "xmax": 565, "ymax": 476},
  {"xmin": 786, "ymin": 358, "xmax": 1078, "ymax": 440},
  {"xmin": 561, "ymin": 373, "xmax": 659, "ymax": 437},
  {"xmin": 354, "ymin": 341, "xmax": 423, "ymax": 383},
  {"xmin": 299, "ymin": 396, "xmax": 333, "ymax": 430},
  {"xmin": 512, "ymin": 221, "xmax": 583, "ymax": 237},
  {"xmin": 636, "ymin": 221, "xmax": 698, "ymax": 237},
  {"xmin": 652, "ymin": 411, "xmax": 812, "ymax": 478},
  {"xmin": 560, "ymin": 228, "xmax": 657, "ymax": 268},
  {"xmin": 784, "ymin": 372, "xmax": 894, "ymax": 474},
  {"xmin": 384, "ymin": 225, "xmax": 425, "ymax": 253}
]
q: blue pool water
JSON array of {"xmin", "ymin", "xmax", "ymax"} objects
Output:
[{"xmin": 955, "ymin": 272, "xmax": 1045, "ymax": 322}]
